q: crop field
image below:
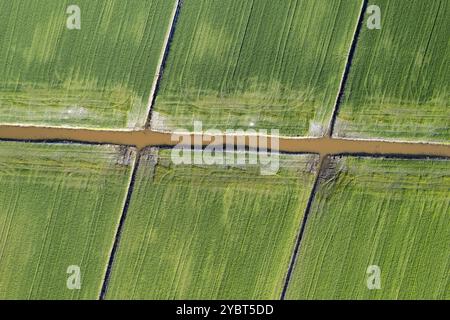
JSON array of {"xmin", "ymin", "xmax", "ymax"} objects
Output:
[
  {"xmin": 0, "ymin": 142, "xmax": 134, "ymax": 299},
  {"xmin": 0, "ymin": 0, "xmax": 448, "ymax": 302},
  {"xmin": 0, "ymin": 0, "xmax": 176, "ymax": 129},
  {"xmin": 286, "ymin": 157, "xmax": 450, "ymax": 299},
  {"xmin": 334, "ymin": 0, "xmax": 450, "ymax": 142},
  {"xmin": 152, "ymin": 0, "xmax": 362, "ymax": 136},
  {"xmin": 105, "ymin": 149, "xmax": 318, "ymax": 299}
]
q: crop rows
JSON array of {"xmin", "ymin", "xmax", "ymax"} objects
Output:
[
  {"xmin": 0, "ymin": 0, "xmax": 176, "ymax": 128},
  {"xmin": 286, "ymin": 157, "xmax": 450, "ymax": 299},
  {"xmin": 0, "ymin": 142, "xmax": 447, "ymax": 299},
  {"xmin": 0, "ymin": 142, "xmax": 134, "ymax": 299},
  {"xmin": 152, "ymin": 0, "xmax": 362, "ymax": 136},
  {"xmin": 106, "ymin": 149, "xmax": 319, "ymax": 299},
  {"xmin": 334, "ymin": 0, "xmax": 449, "ymax": 142},
  {"xmin": 0, "ymin": 0, "xmax": 448, "ymax": 300}
]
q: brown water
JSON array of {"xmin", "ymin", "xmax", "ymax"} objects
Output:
[{"xmin": 0, "ymin": 125, "xmax": 448, "ymax": 158}]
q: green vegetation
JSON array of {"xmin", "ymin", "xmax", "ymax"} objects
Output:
[
  {"xmin": 152, "ymin": 0, "xmax": 362, "ymax": 136},
  {"xmin": 286, "ymin": 157, "xmax": 450, "ymax": 299},
  {"xmin": 0, "ymin": 0, "xmax": 447, "ymax": 301},
  {"xmin": 0, "ymin": 0, "xmax": 176, "ymax": 128},
  {"xmin": 106, "ymin": 149, "xmax": 318, "ymax": 299},
  {"xmin": 0, "ymin": 142, "xmax": 134, "ymax": 299},
  {"xmin": 335, "ymin": 0, "xmax": 450, "ymax": 142}
]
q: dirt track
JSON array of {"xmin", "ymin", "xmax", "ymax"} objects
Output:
[{"xmin": 0, "ymin": 125, "xmax": 448, "ymax": 158}]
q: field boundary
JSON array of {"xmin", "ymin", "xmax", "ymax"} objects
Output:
[
  {"xmin": 328, "ymin": 0, "xmax": 368, "ymax": 136},
  {"xmin": 99, "ymin": 152, "xmax": 142, "ymax": 300},
  {"xmin": 280, "ymin": 156, "xmax": 328, "ymax": 299},
  {"xmin": 144, "ymin": 0, "xmax": 183, "ymax": 129}
]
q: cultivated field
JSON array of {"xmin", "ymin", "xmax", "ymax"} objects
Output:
[
  {"xmin": 106, "ymin": 149, "xmax": 318, "ymax": 299},
  {"xmin": 335, "ymin": 0, "xmax": 450, "ymax": 142},
  {"xmin": 286, "ymin": 157, "xmax": 450, "ymax": 299},
  {"xmin": 0, "ymin": 0, "xmax": 447, "ymax": 302},
  {"xmin": 0, "ymin": 0, "xmax": 175, "ymax": 129},
  {"xmin": 152, "ymin": 0, "xmax": 362, "ymax": 136},
  {"xmin": 0, "ymin": 142, "xmax": 134, "ymax": 299}
]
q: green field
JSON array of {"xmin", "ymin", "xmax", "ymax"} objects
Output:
[
  {"xmin": 335, "ymin": 0, "xmax": 450, "ymax": 142},
  {"xmin": 0, "ymin": 142, "xmax": 134, "ymax": 299},
  {"xmin": 0, "ymin": 0, "xmax": 176, "ymax": 129},
  {"xmin": 0, "ymin": 0, "xmax": 447, "ymax": 302},
  {"xmin": 152, "ymin": 0, "xmax": 362, "ymax": 136},
  {"xmin": 106, "ymin": 149, "xmax": 318, "ymax": 299},
  {"xmin": 286, "ymin": 157, "xmax": 450, "ymax": 299}
]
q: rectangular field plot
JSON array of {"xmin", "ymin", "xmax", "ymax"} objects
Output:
[
  {"xmin": 106, "ymin": 149, "xmax": 319, "ymax": 299},
  {"xmin": 0, "ymin": 0, "xmax": 176, "ymax": 129},
  {"xmin": 286, "ymin": 157, "xmax": 450, "ymax": 299},
  {"xmin": 152, "ymin": 0, "xmax": 362, "ymax": 136},
  {"xmin": 335, "ymin": 0, "xmax": 450, "ymax": 142},
  {"xmin": 0, "ymin": 142, "xmax": 134, "ymax": 299}
]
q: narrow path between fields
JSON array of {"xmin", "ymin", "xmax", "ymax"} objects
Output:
[
  {"xmin": 328, "ymin": 0, "xmax": 369, "ymax": 136},
  {"xmin": 99, "ymin": 153, "xmax": 141, "ymax": 300},
  {"xmin": 144, "ymin": 0, "xmax": 183, "ymax": 129},
  {"xmin": 280, "ymin": 156, "xmax": 329, "ymax": 300}
]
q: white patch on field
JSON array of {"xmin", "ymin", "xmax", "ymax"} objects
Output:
[
  {"xmin": 116, "ymin": 147, "xmax": 134, "ymax": 166},
  {"xmin": 332, "ymin": 118, "xmax": 349, "ymax": 137},
  {"xmin": 62, "ymin": 106, "xmax": 88, "ymax": 119},
  {"xmin": 308, "ymin": 121, "xmax": 325, "ymax": 137},
  {"xmin": 150, "ymin": 111, "xmax": 169, "ymax": 131}
]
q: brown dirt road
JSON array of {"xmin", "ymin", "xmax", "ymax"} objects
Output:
[{"xmin": 0, "ymin": 125, "xmax": 448, "ymax": 158}]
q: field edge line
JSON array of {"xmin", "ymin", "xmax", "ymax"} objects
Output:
[
  {"xmin": 98, "ymin": 151, "xmax": 142, "ymax": 300},
  {"xmin": 327, "ymin": 0, "xmax": 368, "ymax": 136},
  {"xmin": 144, "ymin": 0, "xmax": 183, "ymax": 129},
  {"xmin": 279, "ymin": 155, "xmax": 328, "ymax": 300}
]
